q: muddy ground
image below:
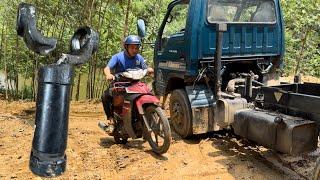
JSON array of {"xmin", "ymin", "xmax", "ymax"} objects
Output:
[
  {"xmin": 0, "ymin": 76, "xmax": 319, "ymax": 179},
  {"xmin": 1, "ymin": 100, "xmax": 318, "ymax": 180}
]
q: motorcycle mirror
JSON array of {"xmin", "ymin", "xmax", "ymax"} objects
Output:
[
  {"xmin": 17, "ymin": 3, "xmax": 57, "ymax": 55},
  {"xmin": 137, "ymin": 19, "xmax": 146, "ymax": 38}
]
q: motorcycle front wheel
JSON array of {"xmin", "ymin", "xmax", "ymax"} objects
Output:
[{"xmin": 143, "ymin": 105, "xmax": 171, "ymax": 154}]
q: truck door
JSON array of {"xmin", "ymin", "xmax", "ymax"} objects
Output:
[{"xmin": 154, "ymin": 1, "xmax": 189, "ymax": 94}]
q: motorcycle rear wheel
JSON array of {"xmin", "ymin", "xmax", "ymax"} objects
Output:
[{"xmin": 144, "ymin": 105, "xmax": 171, "ymax": 154}]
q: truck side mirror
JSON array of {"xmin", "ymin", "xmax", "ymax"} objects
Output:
[{"xmin": 137, "ymin": 19, "xmax": 146, "ymax": 38}]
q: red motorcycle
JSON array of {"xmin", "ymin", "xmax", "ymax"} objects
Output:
[{"xmin": 100, "ymin": 69, "xmax": 171, "ymax": 154}]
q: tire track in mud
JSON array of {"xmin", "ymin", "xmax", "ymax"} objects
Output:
[{"xmin": 209, "ymin": 133, "xmax": 316, "ymax": 179}]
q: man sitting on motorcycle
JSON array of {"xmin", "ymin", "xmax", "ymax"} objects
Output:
[{"xmin": 100, "ymin": 35, "xmax": 153, "ymax": 133}]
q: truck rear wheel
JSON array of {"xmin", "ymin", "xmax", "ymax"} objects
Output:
[{"xmin": 169, "ymin": 89, "xmax": 193, "ymax": 138}]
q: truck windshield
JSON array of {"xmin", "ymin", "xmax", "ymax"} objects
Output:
[{"xmin": 207, "ymin": 0, "xmax": 276, "ymax": 23}]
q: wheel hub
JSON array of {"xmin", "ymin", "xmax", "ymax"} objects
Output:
[{"xmin": 172, "ymin": 102, "xmax": 183, "ymax": 127}]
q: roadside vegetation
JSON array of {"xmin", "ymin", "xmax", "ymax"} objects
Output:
[{"xmin": 0, "ymin": 0, "xmax": 319, "ymax": 100}]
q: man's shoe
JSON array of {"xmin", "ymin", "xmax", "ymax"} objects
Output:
[
  {"xmin": 98, "ymin": 121, "xmax": 115, "ymax": 135},
  {"xmin": 98, "ymin": 121, "xmax": 107, "ymax": 131},
  {"xmin": 106, "ymin": 124, "xmax": 115, "ymax": 134}
]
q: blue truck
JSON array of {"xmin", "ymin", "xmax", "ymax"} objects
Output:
[{"xmin": 149, "ymin": 0, "xmax": 320, "ymax": 155}]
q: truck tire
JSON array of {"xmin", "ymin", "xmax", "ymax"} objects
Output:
[{"xmin": 169, "ymin": 89, "xmax": 193, "ymax": 138}]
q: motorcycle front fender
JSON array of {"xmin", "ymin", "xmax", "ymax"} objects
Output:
[{"xmin": 135, "ymin": 95, "xmax": 160, "ymax": 114}]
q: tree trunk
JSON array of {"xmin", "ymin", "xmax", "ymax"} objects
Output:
[
  {"xmin": 4, "ymin": 63, "xmax": 8, "ymax": 100},
  {"xmin": 95, "ymin": 67, "xmax": 103, "ymax": 98},
  {"xmin": 84, "ymin": 0, "xmax": 96, "ymax": 99},
  {"xmin": 89, "ymin": 0, "xmax": 96, "ymax": 25},
  {"xmin": 92, "ymin": 59, "xmax": 96, "ymax": 99},
  {"xmin": 3, "ymin": 25, "xmax": 8, "ymax": 100},
  {"xmin": 295, "ymin": 27, "xmax": 310, "ymax": 75},
  {"xmin": 22, "ymin": 67, "xmax": 28, "ymax": 100},
  {"xmin": 91, "ymin": 0, "xmax": 105, "ymax": 99},
  {"xmin": 58, "ymin": 20, "xmax": 66, "ymax": 42},
  {"xmin": 0, "ymin": 24, "xmax": 5, "ymax": 99},
  {"xmin": 123, "ymin": 0, "xmax": 131, "ymax": 39},
  {"xmin": 32, "ymin": 52, "xmax": 38, "ymax": 101},
  {"xmin": 31, "ymin": 69, "xmax": 35, "ymax": 100},
  {"xmin": 86, "ymin": 65, "xmax": 92, "ymax": 99},
  {"xmin": 76, "ymin": 72, "xmax": 81, "ymax": 101},
  {"xmin": 14, "ymin": 35, "xmax": 20, "ymax": 99}
]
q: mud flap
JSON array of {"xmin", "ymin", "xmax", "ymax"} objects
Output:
[{"xmin": 185, "ymin": 85, "xmax": 221, "ymax": 134}]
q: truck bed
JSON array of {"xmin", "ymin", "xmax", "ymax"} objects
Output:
[{"xmin": 260, "ymin": 83, "xmax": 320, "ymax": 123}]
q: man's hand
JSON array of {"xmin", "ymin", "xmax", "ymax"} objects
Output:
[
  {"xmin": 104, "ymin": 67, "xmax": 115, "ymax": 81},
  {"xmin": 105, "ymin": 73, "xmax": 115, "ymax": 81}
]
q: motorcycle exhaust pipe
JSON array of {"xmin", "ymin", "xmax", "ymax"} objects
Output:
[
  {"xmin": 30, "ymin": 64, "xmax": 74, "ymax": 177},
  {"xmin": 213, "ymin": 23, "xmax": 227, "ymax": 99}
]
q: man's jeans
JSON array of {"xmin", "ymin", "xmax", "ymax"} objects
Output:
[{"xmin": 101, "ymin": 88, "xmax": 113, "ymax": 119}]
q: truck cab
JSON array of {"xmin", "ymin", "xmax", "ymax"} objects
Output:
[{"xmin": 153, "ymin": 0, "xmax": 285, "ymax": 137}]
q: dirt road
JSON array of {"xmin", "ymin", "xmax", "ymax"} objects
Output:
[{"xmin": 0, "ymin": 99, "xmax": 317, "ymax": 179}]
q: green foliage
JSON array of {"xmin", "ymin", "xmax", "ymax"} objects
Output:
[
  {"xmin": 281, "ymin": 0, "xmax": 320, "ymax": 77},
  {"xmin": 0, "ymin": 0, "xmax": 173, "ymax": 100},
  {"xmin": 0, "ymin": 0, "xmax": 319, "ymax": 100},
  {"xmin": 17, "ymin": 86, "xmax": 33, "ymax": 100}
]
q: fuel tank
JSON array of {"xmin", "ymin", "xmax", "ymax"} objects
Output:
[{"xmin": 233, "ymin": 109, "xmax": 318, "ymax": 154}]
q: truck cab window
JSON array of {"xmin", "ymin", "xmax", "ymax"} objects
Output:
[
  {"xmin": 207, "ymin": 0, "xmax": 276, "ymax": 23},
  {"xmin": 161, "ymin": 3, "xmax": 189, "ymax": 51}
]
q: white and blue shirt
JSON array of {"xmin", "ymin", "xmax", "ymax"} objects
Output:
[{"xmin": 106, "ymin": 51, "xmax": 147, "ymax": 73}]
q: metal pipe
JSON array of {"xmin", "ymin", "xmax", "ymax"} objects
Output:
[
  {"xmin": 28, "ymin": 28, "xmax": 98, "ymax": 177},
  {"xmin": 245, "ymin": 75, "xmax": 253, "ymax": 99},
  {"xmin": 30, "ymin": 64, "xmax": 74, "ymax": 177},
  {"xmin": 226, "ymin": 78, "xmax": 246, "ymax": 93},
  {"xmin": 57, "ymin": 27, "xmax": 99, "ymax": 66},
  {"xmin": 214, "ymin": 23, "xmax": 227, "ymax": 99},
  {"xmin": 16, "ymin": 3, "xmax": 99, "ymax": 176},
  {"xmin": 17, "ymin": 3, "xmax": 57, "ymax": 55}
]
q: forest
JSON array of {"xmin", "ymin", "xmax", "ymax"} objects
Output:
[{"xmin": 0, "ymin": 0, "xmax": 319, "ymax": 100}]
